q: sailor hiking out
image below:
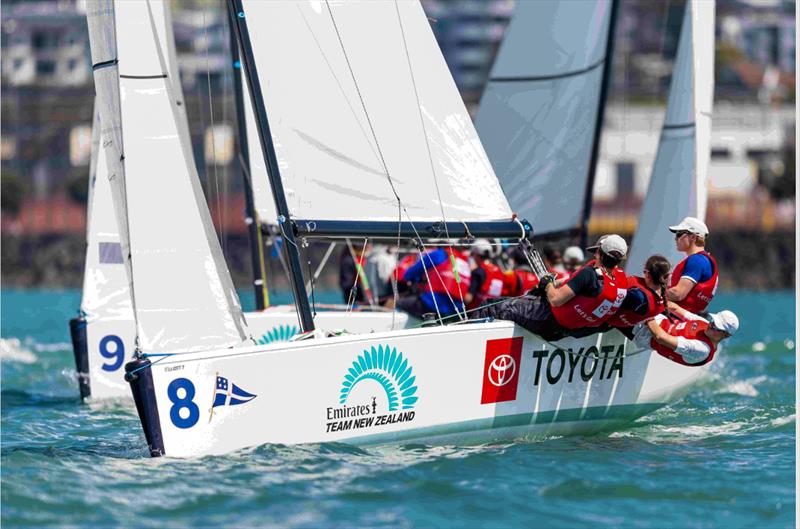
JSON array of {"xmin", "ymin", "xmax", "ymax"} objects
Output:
[
  {"xmin": 634, "ymin": 310, "xmax": 739, "ymax": 366},
  {"xmin": 609, "ymin": 254, "xmax": 671, "ymax": 330},
  {"xmin": 475, "ymin": 234, "xmax": 629, "ymax": 341},
  {"xmin": 667, "ymin": 217, "xmax": 719, "ymax": 314}
]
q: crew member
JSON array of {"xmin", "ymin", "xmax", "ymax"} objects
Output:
[
  {"xmin": 563, "ymin": 246, "xmax": 585, "ymax": 274},
  {"xmin": 475, "ymin": 234, "xmax": 628, "ymax": 341},
  {"xmin": 396, "ymin": 246, "xmax": 471, "ymax": 319},
  {"xmin": 667, "ymin": 217, "xmax": 718, "ymax": 313},
  {"xmin": 542, "ymin": 245, "xmax": 568, "ymax": 281},
  {"xmin": 464, "ymin": 239, "xmax": 505, "ymax": 309},
  {"xmin": 609, "ymin": 254, "xmax": 671, "ymax": 330},
  {"xmin": 633, "ymin": 310, "xmax": 739, "ymax": 366},
  {"xmin": 501, "ymin": 247, "xmax": 539, "ymax": 297}
]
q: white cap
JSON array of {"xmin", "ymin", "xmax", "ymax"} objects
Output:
[
  {"xmin": 668, "ymin": 216, "xmax": 709, "ymax": 237},
  {"xmin": 586, "ymin": 234, "xmax": 627, "ymax": 259},
  {"xmin": 471, "ymin": 238, "xmax": 494, "ymax": 257},
  {"xmin": 563, "ymin": 246, "xmax": 584, "ymax": 263},
  {"xmin": 710, "ymin": 310, "xmax": 739, "ymax": 336}
]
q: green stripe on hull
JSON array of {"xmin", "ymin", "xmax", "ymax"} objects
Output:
[{"xmin": 346, "ymin": 402, "xmax": 665, "ymax": 446}]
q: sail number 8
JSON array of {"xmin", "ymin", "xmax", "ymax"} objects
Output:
[
  {"xmin": 99, "ymin": 335, "xmax": 125, "ymax": 372},
  {"xmin": 167, "ymin": 378, "xmax": 200, "ymax": 429}
]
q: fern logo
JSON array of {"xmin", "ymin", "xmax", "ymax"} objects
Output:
[
  {"xmin": 340, "ymin": 345, "xmax": 418, "ymax": 411},
  {"xmin": 257, "ymin": 324, "xmax": 299, "ymax": 345}
]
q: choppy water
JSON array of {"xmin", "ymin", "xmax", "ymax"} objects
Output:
[{"xmin": 1, "ymin": 289, "xmax": 795, "ymax": 528}]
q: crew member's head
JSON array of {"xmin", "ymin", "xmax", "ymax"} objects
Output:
[
  {"xmin": 668, "ymin": 217, "xmax": 709, "ymax": 252},
  {"xmin": 586, "ymin": 234, "xmax": 627, "ymax": 270},
  {"xmin": 643, "ymin": 254, "xmax": 671, "ymax": 299},
  {"xmin": 706, "ymin": 310, "xmax": 739, "ymax": 343},
  {"xmin": 563, "ymin": 246, "xmax": 585, "ymax": 273},
  {"xmin": 471, "ymin": 239, "xmax": 494, "ymax": 261},
  {"xmin": 542, "ymin": 245, "xmax": 563, "ymax": 270}
]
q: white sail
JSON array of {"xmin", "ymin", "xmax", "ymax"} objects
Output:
[
  {"xmin": 626, "ymin": 1, "xmax": 715, "ymax": 274},
  {"xmin": 240, "ymin": 0, "xmax": 511, "ymax": 223},
  {"xmin": 242, "ymin": 67, "xmax": 279, "ymax": 224},
  {"xmin": 87, "ymin": 0, "xmax": 249, "ymax": 355},
  {"xmin": 475, "ymin": 0, "xmax": 614, "ymax": 236}
]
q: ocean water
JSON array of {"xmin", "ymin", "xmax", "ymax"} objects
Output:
[{"xmin": 1, "ymin": 289, "xmax": 795, "ymax": 528}]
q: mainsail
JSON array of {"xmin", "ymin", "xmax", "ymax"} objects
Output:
[
  {"xmin": 86, "ymin": 0, "xmax": 249, "ymax": 354},
  {"xmin": 626, "ymin": 0, "xmax": 715, "ymax": 274},
  {"xmin": 475, "ymin": 0, "xmax": 615, "ymax": 237},
  {"xmin": 240, "ymin": 0, "xmax": 512, "ymax": 224}
]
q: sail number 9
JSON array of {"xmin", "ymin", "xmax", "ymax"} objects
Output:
[
  {"xmin": 167, "ymin": 378, "xmax": 200, "ymax": 429},
  {"xmin": 99, "ymin": 335, "xmax": 125, "ymax": 372}
]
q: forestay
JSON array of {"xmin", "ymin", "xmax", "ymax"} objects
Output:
[
  {"xmin": 626, "ymin": 0, "xmax": 715, "ymax": 273},
  {"xmin": 241, "ymin": 0, "xmax": 511, "ymax": 223},
  {"xmin": 80, "ymin": 104, "xmax": 133, "ymax": 324},
  {"xmin": 475, "ymin": 1, "xmax": 613, "ymax": 237},
  {"xmin": 87, "ymin": 0, "xmax": 249, "ymax": 355}
]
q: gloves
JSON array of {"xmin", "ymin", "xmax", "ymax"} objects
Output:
[{"xmin": 532, "ymin": 274, "xmax": 556, "ymax": 297}]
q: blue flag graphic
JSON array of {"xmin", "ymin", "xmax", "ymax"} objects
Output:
[{"xmin": 212, "ymin": 376, "xmax": 257, "ymax": 408}]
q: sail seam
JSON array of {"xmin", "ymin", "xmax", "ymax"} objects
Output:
[
  {"xmin": 663, "ymin": 122, "xmax": 695, "ymax": 130},
  {"xmin": 119, "ymin": 74, "xmax": 168, "ymax": 79},
  {"xmin": 490, "ymin": 56, "xmax": 605, "ymax": 83},
  {"xmin": 92, "ymin": 59, "xmax": 118, "ymax": 70}
]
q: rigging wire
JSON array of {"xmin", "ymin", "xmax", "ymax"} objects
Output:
[{"xmin": 204, "ymin": 8, "xmax": 227, "ymax": 259}]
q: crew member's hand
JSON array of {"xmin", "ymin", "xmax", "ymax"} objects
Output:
[{"xmin": 532, "ymin": 274, "xmax": 555, "ymax": 297}]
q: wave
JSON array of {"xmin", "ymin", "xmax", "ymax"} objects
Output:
[{"xmin": 0, "ymin": 338, "xmax": 37, "ymax": 364}]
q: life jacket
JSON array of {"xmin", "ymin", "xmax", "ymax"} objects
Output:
[
  {"xmin": 423, "ymin": 248, "xmax": 471, "ymax": 300},
  {"xmin": 608, "ymin": 276, "xmax": 665, "ymax": 328},
  {"xmin": 550, "ymin": 260, "xmax": 628, "ymax": 329},
  {"xmin": 501, "ymin": 269, "xmax": 539, "ymax": 296},
  {"xmin": 671, "ymin": 251, "xmax": 718, "ymax": 313},
  {"xmin": 469, "ymin": 260, "xmax": 505, "ymax": 308},
  {"xmin": 650, "ymin": 317, "xmax": 717, "ymax": 366},
  {"xmin": 392, "ymin": 254, "xmax": 417, "ymax": 285},
  {"xmin": 550, "ymin": 268, "xmax": 570, "ymax": 282}
]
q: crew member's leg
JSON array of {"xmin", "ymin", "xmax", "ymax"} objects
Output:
[
  {"xmin": 474, "ymin": 296, "xmax": 566, "ymax": 341},
  {"xmin": 396, "ymin": 295, "xmax": 433, "ymax": 320}
]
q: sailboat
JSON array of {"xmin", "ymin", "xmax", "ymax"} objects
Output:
[
  {"xmin": 71, "ymin": 0, "xmax": 413, "ymax": 400},
  {"xmin": 475, "ymin": 0, "xmax": 618, "ymax": 246},
  {"xmin": 625, "ymin": 0, "xmax": 715, "ymax": 274},
  {"xmin": 87, "ymin": 0, "xmax": 710, "ymax": 458}
]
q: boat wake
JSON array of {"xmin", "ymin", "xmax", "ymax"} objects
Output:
[{"xmin": 0, "ymin": 338, "xmax": 37, "ymax": 364}]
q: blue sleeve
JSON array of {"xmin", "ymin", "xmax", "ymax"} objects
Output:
[
  {"xmin": 620, "ymin": 288, "xmax": 649, "ymax": 315},
  {"xmin": 681, "ymin": 254, "xmax": 713, "ymax": 283},
  {"xmin": 403, "ymin": 249, "xmax": 447, "ymax": 283}
]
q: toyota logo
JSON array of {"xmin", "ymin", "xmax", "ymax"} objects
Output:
[{"xmin": 488, "ymin": 354, "xmax": 516, "ymax": 387}]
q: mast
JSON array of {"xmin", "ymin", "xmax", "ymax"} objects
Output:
[
  {"xmin": 227, "ymin": 6, "xmax": 269, "ymax": 311},
  {"xmin": 227, "ymin": 0, "xmax": 314, "ymax": 332},
  {"xmin": 579, "ymin": 0, "xmax": 620, "ymax": 248}
]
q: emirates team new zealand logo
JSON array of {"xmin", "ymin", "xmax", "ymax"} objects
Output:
[
  {"xmin": 257, "ymin": 324, "xmax": 299, "ymax": 345},
  {"xmin": 340, "ymin": 345, "xmax": 418, "ymax": 411}
]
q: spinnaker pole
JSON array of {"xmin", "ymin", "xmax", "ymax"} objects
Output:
[
  {"xmin": 227, "ymin": 0, "xmax": 314, "ymax": 331},
  {"xmin": 227, "ymin": 6, "xmax": 269, "ymax": 311},
  {"xmin": 579, "ymin": 0, "xmax": 620, "ymax": 248}
]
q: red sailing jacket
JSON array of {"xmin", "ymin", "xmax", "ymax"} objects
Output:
[
  {"xmin": 501, "ymin": 269, "xmax": 539, "ymax": 297},
  {"xmin": 550, "ymin": 260, "xmax": 628, "ymax": 329},
  {"xmin": 470, "ymin": 260, "xmax": 505, "ymax": 308},
  {"xmin": 392, "ymin": 254, "xmax": 417, "ymax": 285},
  {"xmin": 608, "ymin": 276, "xmax": 665, "ymax": 328},
  {"xmin": 671, "ymin": 251, "xmax": 719, "ymax": 313},
  {"xmin": 424, "ymin": 248, "xmax": 471, "ymax": 299},
  {"xmin": 651, "ymin": 318, "xmax": 717, "ymax": 366}
]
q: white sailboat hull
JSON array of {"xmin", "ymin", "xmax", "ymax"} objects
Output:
[
  {"xmin": 82, "ymin": 308, "xmax": 413, "ymax": 400},
  {"xmin": 136, "ymin": 322, "xmax": 707, "ymax": 458}
]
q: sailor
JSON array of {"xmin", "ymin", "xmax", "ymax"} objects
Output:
[
  {"xmin": 667, "ymin": 217, "xmax": 719, "ymax": 313},
  {"xmin": 608, "ymin": 254, "xmax": 671, "ymax": 330},
  {"xmin": 475, "ymin": 234, "xmax": 629, "ymax": 341},
  {"xmin": 563, "ymin": 246, "xmax": 585, "ymax": 274},
  {"xmin": 500, "ymin": 247, "xmax": 539, "ymax": 297},
  {"xmin": 464, "ymin": 239, "xmax": 505, "ymax": 309},
  {"xmin": 339, "ymin": 244, "xmax": 370, "ymax": 304},
  {"xmin": 395, "ymin": 246, "xmax": 471, "ymax": 319},
  {"xmin": 632, "ymin": 310, "xmax": 739, "ymax": 366},
  {"xmin": 542, "ymin": 245, "xmax": 569, "ymax": 281}
]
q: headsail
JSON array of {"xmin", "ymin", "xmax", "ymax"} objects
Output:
[
  {"xmin": 87, "ymin": 0, "xmax": 249, "ymax": 354},
  {"xmin": 626, "ymin": 0, "xmax": 715, "ymax": 274},
  {"xmin": 242, "ymin": 67, "xmax": 278, "ymax": 224},
  {"xmin": 475, "ymin": 0, "xmax": 614, "ymax": 237},
  {"xmin": 240, "ymin": 0, "xmax": 511, "ymax": 224},
  {"xmin": 80, "ymin": 104, "xmax": 133, "ymax": 323}
]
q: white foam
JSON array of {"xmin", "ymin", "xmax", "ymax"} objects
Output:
[
  {"xmin": 751, "ymin": 341, "xmax": 766, "ymax": 352},
  {"xmin": 0, "ymin": 338, "xmax": 37, "ymax": 364},
  {"xmin": 770, "ymin": 415, "xmax": 795, "ymax": 427},
  {"xmin": 784, "ymin": 339, "xmax": 795, "ymax": 350}
]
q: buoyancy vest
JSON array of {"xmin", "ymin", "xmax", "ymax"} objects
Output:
[
  {"xmin": 550, "ymin": 260, "xmax": 628, "ymax": 329},
  {"xmin": 650, "ymin": 317, "xmax": 717, "ymax": 366},
  {"xmin": 470, "ymin": 260, "xmax": 505, "ymax": 308},
  {"xmin": 608, "ymin": 276, "xmax": 665, "ymax": 328},
  {"xmin": 550, "ymin": 268, "xmax": 570, "ymax": 282},
  {"xmin": 501, "ymin": 269, "xmax": 539, "ymax": 296},
  {"xmin": 671, "ymin": 251, "xmax": 719, "ymax": 313},
  {"xmin": 424, "ymin": 248, "xmax": 471, "ymax": 300},
  {"xmin": 392, "ymin": 254, "xmax": 417, "ymax": 283}
]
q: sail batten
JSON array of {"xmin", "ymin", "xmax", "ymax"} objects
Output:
[
  {"xmin": 626, "ymin": 0, "xmax": 715, "ymax": 274},
  {"xmin": 476, "ymin": 0, "xmax": 614, "ymax": 237},
  {"xmin": 88, "ymin": 0, "xmax": 250, "ymax": 354}
]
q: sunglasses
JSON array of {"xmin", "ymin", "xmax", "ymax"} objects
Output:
[{"xmin": 674, "ymin": 231, "xmax": 692, "ymax": 239}]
